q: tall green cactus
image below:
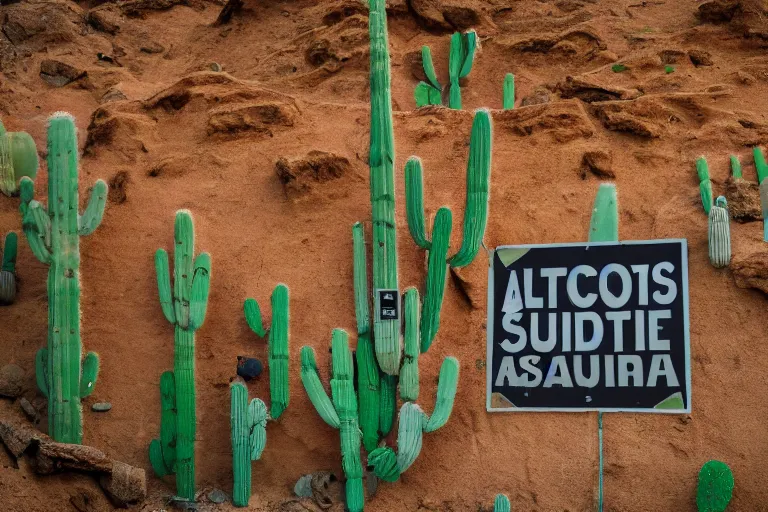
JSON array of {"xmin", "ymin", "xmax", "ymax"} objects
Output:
[
  {"xmin": 0, "ymin": 232, "xmax": 18, "ymax": 305},
  {"xmin": 19, "ymin": 113, "xmax": 106, "ymax": 444},
  {"xmin": 369, "ymin": 0, "xmax": 400, "ymax": 376},
  {"xmin": 231, "ymin": 284, "xmax": 290, "ymax": 507},
  {"xmin": 230, "ymin": 380, "xmax": 268, "ymax": 507},
  {"xmin": 754, "ymin": 147, "xmax": 768, "ymax": 241},
  {"xmin": 368, "ymin": 356, "xmax": 459, "ymax": 482},
  {"xmin": 404, "ymin": 108, "xmax": 492, "ymax": 354},
  {"xmin": 149, "ymin": 210, "xmax": 211, "ymax": 501},
  {"xmin": 0, "ymin": 119, "xmax": 38, "ymax": 197},
  {"xmin": 415, "ymin": 31, "xmax": 477, "ymax": 109},
  {"xmin": 494, "ymin": 494, "xmax": 511, "ymax": 512},
  {"xmin": 696, "ymin": 156, "xmax": 713, "ymax": 215},
  {"xmin": 301, "ymin": 330, "xmax": 364, "ymax": 512}
]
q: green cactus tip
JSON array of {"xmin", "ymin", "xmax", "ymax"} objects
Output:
[
  {"xmin": 494, "ymin": 494, "xmax": 511, "ymax": 512},
  {"xmin": 697, "ymin": 460, "xmax": 734, "ymax": 512}
]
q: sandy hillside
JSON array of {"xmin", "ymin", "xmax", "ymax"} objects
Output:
[{"xmin": 1, "ymin": 0, "xmax": 768, "ymax": 510}]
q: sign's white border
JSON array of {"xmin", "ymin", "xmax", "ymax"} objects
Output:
[{"xmin": 485, "ymin": 239, "xmax": 691, "ymax": 414}]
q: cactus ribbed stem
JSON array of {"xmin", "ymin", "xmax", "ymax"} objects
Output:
[
  {"xmin": 399, "ymin": 288, "xmax": 420, "ymax": 401},
  {"xmin": 589, "ymin": 184, "xmax": 618, "ymax": 242},
  {"xmin": 268, "ymin": 285, "xmax": 290, "ymax": 419},
  {"xmin": 754, "ymin": 147, "xmax": 767, "ymax": 184},
  {"xmin": 149, "ymin": 210, "xmax": 210, "ymax": 501},
  {"xmin": 0, "ymin": 119, "xmax": 38, "ymax": 197},
  {"xmin": 420, "ymin": 207, "xmax": 452, "ymax": 353},
  {"xmin": 730, "ymin": 155, "xmax": 742, "ymax": 179},
  {"xmin": 405, "ymin": 158, "xmax": 430, "ymax": 250},
  {"xmin": 20, "ymin": 113, "xmax": 106, "ymax": 444},
  {"xmin": 503, "ymin": 74, "xmax": 515, "ymax": 110},
  {"xmin": 696, "ymin": 157, "xmax": 713, "ymax": 215},
  {"xmin": 231, "ymin": 382, "xmax": 251, "ymax": 507},
  {"xmin": 494, "ymin": 494, "xmax": 511, "ymax": 512},
  {"xmin": 708, "ymin": 197, "xmax": 731, "ymax": 268},
  {"xmin": 369, "ymin": 0, "xmax": 400, "ymax": 376},
  {"xmin": 0, "ymin": 232, "xmax": 17, "ymax": 305}
]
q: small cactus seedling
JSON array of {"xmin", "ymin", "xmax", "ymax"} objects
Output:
[
  {"xmin": 708, "ymin": 196, "xmax": 731, "ymax": 268},
  {"xmin": 0, "ymin": 232, "xmax": 18, "ymax": 305},
  {"xmin": 231, "ymin": 284, "xmax": 290, "ymax": 507},
  {"xmin": 0, "ymin": 119, "xmax": 38, "ymax": 197},
  {"xmin": 503, "ymin": 73, "xmax": 515, "ymax": 110},
  {"xmin": 494, "ymin": 494, "xmax": 511, "ymax": 512},
  {"xmin": 415, "ymin": 31, "xmax": 477, "ymax": 109},
  {"xmin": 697, "ymin": 460, "xmax": 734, "ymax": 512},
  {"xmin": 696, "ymin": 156, "xmax": 713, "ymax": 215},
  {"xmin": 149, "ymin": 210, "xmax": 211, "ymax": 501},
  {"xmin": 20, "ymin": 113, "xmax": 107, "ymax": 444},
  {"xmin": 301, "ymin": 330, "xmax": 365, "ymax": 512},
  {"xmin": 367, "ymin": 356, "xmax": 459, "ymax": 482}
]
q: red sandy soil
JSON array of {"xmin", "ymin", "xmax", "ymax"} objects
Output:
[{"xmin": 1, "ymin": 0, "xmax": 768, "ymax": 510}]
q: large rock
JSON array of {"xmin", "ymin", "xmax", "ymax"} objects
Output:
[
  {"xmin": 731, "ymin": 251, "xmax": 768, "ymax": 294},
  {"xmin": 0, "ymin": 364, "xmax": 25, "ymax": 398}
]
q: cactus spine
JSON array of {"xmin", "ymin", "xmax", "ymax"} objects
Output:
[
  {"xmin": 231, "ymin": 284, "xmax": 290, "ymax": 507},
  {"xmin": 697, "ymin": 460, "xmax": 734, "ymax": 512},
  {"xmin": 0, "ymin": 119, "xmax": 38, "ymax": 197},
  {"xmin": 503, "ymin": 74, "xmax": 515, "ymax": 110},
  {"xmin": 301, "ymin": 330, "xmax": 364, "ymax": 512},
  {"xmin": 708, "ymin": 196, "xmax": 731, "ymax": 268},
  {"xmin": 0, "ymin": 232, "xmax": 18, "ymax": 305},
  {"xmin": 414, "ymin": 31, "xmax": 477, "ymax": 109},
  {"xmin": 19, "ymin": 113, "xmax": 106, "ymax": 444},
  {"xmin": 404, "ymin": 109, "xmax": 492, "ymax": 354},
  {"xmin": 494, "ymin": 494, "xmax": 511, "ymax": 512},
  {"xmin": 149, "ymin": 210, "xmax": 211, "ymax": 501}
]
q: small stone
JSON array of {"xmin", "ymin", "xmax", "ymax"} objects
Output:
[
  {"xmin": 40, "ymin": 60, "xmax": 86, "ymax": 87},
  {"xmin": 209, "ymin": 62, "xmax": 222, "ymax": 72},
  {"xmin": 101, "ymin": 87, "xmax": 127, "ymax": 104},
  {"xmin": 140, "ymin": 41, "xmax": 165, "ymax": 54},
  {"xmin": 207, "ymin": 489, "xmax": 227, "ymax": 504},
  {"xmin": 688, "ymin": 49, "xmax": 713, "ymax": 66},
  {"xmin": 0, "ymin": 364, "xmax": 25, "ymax": 398},
  {"xmin": 92, "ymin": 402, "xmax": 112, "ymax": 412},
  {"xmin": 580, "ymin": 151, "xmax": 615, "ymax": 179},
  {"xmin": 236, "ymin": 357, "xmax": 262, "ymax": 381},
  {"xmin": 19, "ymin": 397, "xmax": 38, "ymax": 421},
  {"xmin": 293, "ymin": 474, "xmax": 313, "ymax": 498},
  {"xmin": 520, "ymin": 88, "xmax": 550, "ymax": 107}
]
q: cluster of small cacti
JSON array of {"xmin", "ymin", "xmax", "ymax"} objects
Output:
[
  {"xmin": 0, "ymin": 119, "xmax": 38, "ymax": 197},
  {"xmin": 415, "ymin": 30, "xmax": 477, "ymax": 109},
  {"xmin": 20, "ymin": 113, "xmax": 107, "ymax": 444},
  {"xmin": 0, "ymin": 232, "xmax": 17, "ymax": 305},
  {"xmin": 148, "ymin": 210, "xmax": 211, "ymax": 501},
  {"xmin": 231, "ymin": 284, "xmax": 290, "ymax": 507},
  {"xmin": 695, "ymin": 156, "xmax": 732, "ymax": 268}
]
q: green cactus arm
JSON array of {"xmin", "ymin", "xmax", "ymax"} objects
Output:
[
  {"xmin": 589, "ymin": 184, "xmax": 618, "ymax": 242},
  {"xmin": 35, "ymin": 348, "xmax": 49, "ymax": 398},
  {"xmin": 449, "ymin": 109, "xmax": 492, "ymax": 268},
  {"xmin": 424, "ymin": 356, "xmax": 459, "ymax": 432},
  {"xmin": 459, "ymin": 31, "xmax": 477, "ymax": 79},
  {"xmin": 697, "ymin": 460, "xmax": 734, "ymax": 512},
  {"xmin": 173, "ymin": 210, "xmax": 194, "ymax": 330},
  {"xmin": 760, "ymin": 180, "xmax": 768, "ymax": 242},
  {"xmin": 155, "ymin": 249, "xmax": 176, "ymax": 324},
  {"xmin": 368, "ymin": 447, "xmax": 400, "ymax": 482},
  {"xmin": 78, "ymin": 180, "xmax": 107, "ymax": 235},
  {"xmin": 369, "ymin": 0, "xmax": 401, "ymax": 376},
  {"xmin": 79, "ymin": 351, "xmax": 99, "ymax": 398},
  {"xmin": 352, "ymin": 223, "xmax": 381, "ymax": 452},
  {"xmin": 299, "ymin": 346, "xmax": 340, "ymax": 428},
  {"xmin": 158, "ymin": 371, "xmax": 178, "ymax": 474},
  {"xmin": 379, "ymin": 373, "xmax": 397, "ymax": 436},
  {"xmin": 1, "ymin": 232, "xmax": 17, "ymax": 272},
  {"xmin": 730, "ymin": 155, "xmax": 742, "ymax": 179},
  {"xmin": 149, "ymin": 439, "xmax": 172, "ymax": 477},
  {"xmin": 394, "ymin": 402, "xmax": 426, "ymax": 473},
  {"xmin": 230, "ymin": 381, "xmax": 251, "ymax": 507},
  {"xmin": 21, "ymin": 201, "xmax": 52, "ymax": 265},
  {"xmin": 696, "ymin": 157, "xmax": 713, "ymax": 215},
  {"xmin": 19, "ymin": 176, "xmax": 34, "ymax": 212},
  {"xmin": 494, "ymin": 494, "xmax": 511, "ymax": 512},
  {"xmin": 399, "ymin": 287, "xmax": 420, "ymax": 401},
  {"xmin": 503, "ymin": 73, "xmax": 515, "ymax": 110},
  {"xmin": 248, "ymin": 398, "xmax": 268, "ymax": 460},
  {"xmin": 268, "ymin": 284, "xmax": 290, "ymax": 419},
  {"xmin": 421, "ymin": 46, "xmax": 441, "ymax": 90},
  {"xmin": 405, "ymin": 157, "xmax": 431, "ymax": 250},
  {"xmin": 420, "ymin": 207, "xmax": 452, "ymax": 353},
  {"xmin": 244, "ymin": 298, "xmax": 265, "ymax": 337},
  {"xmin": 9, "ymin": 131, "xmax": 38, "ymax": 181},
  {"xmin": 754, "ymin": 147, "xmax": 768, "ymax": 184},
  {"xmin": 188, "ymin": 252, "xmax": 211, "ymax": 331}
]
